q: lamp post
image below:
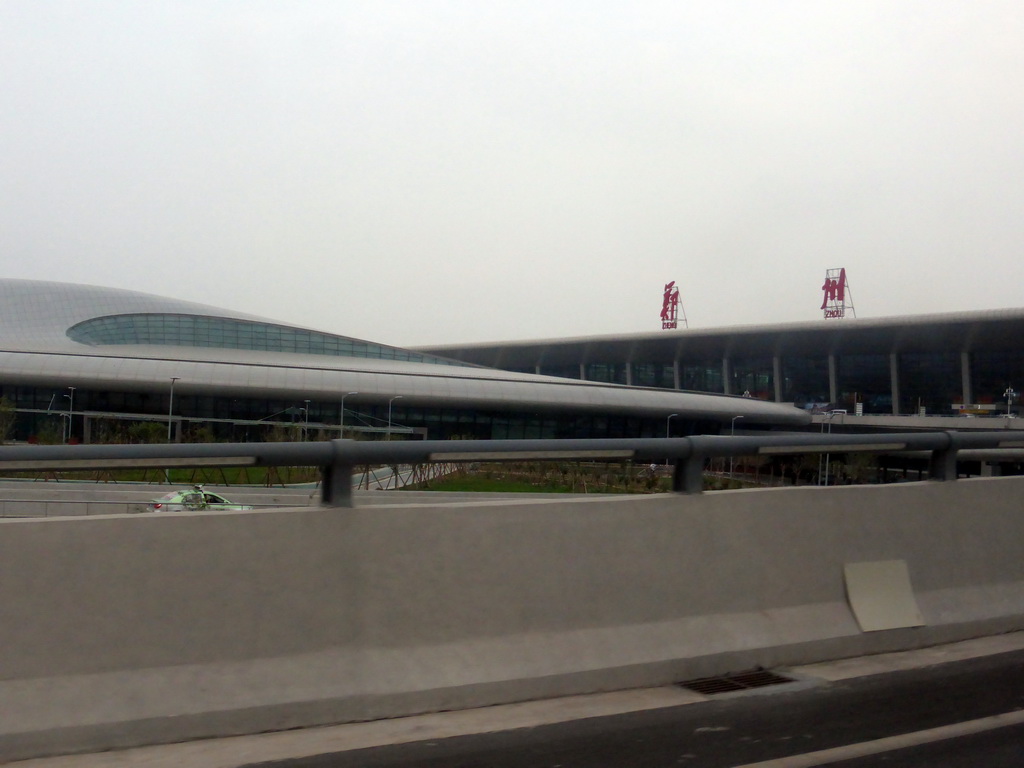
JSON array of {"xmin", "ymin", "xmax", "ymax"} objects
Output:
[
  {"xmin": 729, "ymin": 415, "xmax": 744, "ymax": 477},
  {"xmin": 63, "ymin": 386, "xmax": 76, "ymax": 443},
  {"xmin": 165, "ymin": 377, "xmax": 181, "ymax": 484},
  {"xmin": 387, "ymin": 395, "xmax": 403, "ymax": 441},
  {"xmin": 1005, "ymin": 386, "xmax": 1016, "ymax": 416},
  {"xmin": 340, "ymin": 391, "xmax": 358, "ymax": 438},
  {"xmin": 820, "ymin": 410, "xmax": 839, "ymax": 485},
  {"xmin": 167, "ymin": 377, "xmax": 180, "ymax": 443},
  {"xmin": 665, "ymin": 413, "xmax": 679, "ymax": 466}
]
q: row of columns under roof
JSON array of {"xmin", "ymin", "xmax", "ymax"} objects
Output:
[{"xmin": 533, "ymin": 351, "xmax": 979, "ymax": 413}]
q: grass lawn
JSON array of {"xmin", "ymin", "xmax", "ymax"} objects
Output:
[{"xmin": 405, "ymin": 475, "xmax": 574, "ymax": 493}]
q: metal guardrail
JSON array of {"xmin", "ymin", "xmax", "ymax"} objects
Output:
[{"xmin": 0, "ymin": 431, "xmax": 1019, "ymax": 507}]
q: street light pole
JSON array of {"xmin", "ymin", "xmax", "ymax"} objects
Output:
[
  {"xmin": 729, "ymin": 415, "xmax": 744, "ymax": 477},
  {"xmin": 167, "ymin": 377, "xmax": 180, "ymax": 443},
  {"xmin": 665, "ymin": 413, "xmax": 679, "ymax": 466},
  {"xmin": 165, "ymin": 377, "xmax": 181, "ymax": 484},
  {"xmin": 820, "ymin": 410, "xmax": 838, "ymax": 485},
  {"xmin": 340, "ymin": 391, "xmax": 358, "ymax": 438},
  {"xmin": 387, "ymin": 395, "xmax": 403, "ymax": 441},
  {"xmin": 64, "ymin": 387, "xmax": 76, "ymax": 443}
]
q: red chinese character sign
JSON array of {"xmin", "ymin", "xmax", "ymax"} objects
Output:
[
  {"xmin": 820, "ymin": 268, "xmax": 855, "ymax": 319},
  {"xmin": 660, "ymin": 281, "xmax": 687, "ymax": 329}
]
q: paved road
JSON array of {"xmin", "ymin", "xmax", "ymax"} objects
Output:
[
  {"xmin": 13, "ymin": 635, "xmax": 1024, "ymax": 768},
  {"xmin": 240, "ymin": 649, "xmax": 1024, "ymax": 768}
]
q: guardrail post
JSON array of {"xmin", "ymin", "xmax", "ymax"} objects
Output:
[
  {"xmin": 672, "ymin": 455, "xmax": 704, "ymax": 494},
  {"xmin": 320, "ymin": 462, "xmax": 353, "ymax": 507},
  {"xmin": 929, "ymin": 432, "xmax": 959, "ymax": 482}
]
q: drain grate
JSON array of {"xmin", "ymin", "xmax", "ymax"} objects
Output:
[{"xmin": 678, "ymin": 669, "xmax": 795, "ymax": 696}]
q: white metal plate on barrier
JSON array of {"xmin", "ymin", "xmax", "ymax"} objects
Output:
[
  {"xmin": 0, "ymin": 457, "xmax": 258, "ymax": 470},
  {"xmin": 759, "ymin": 442, "xmax": 906, "ymax": 455},
  {"xmin": 432, "ymin": 450, "xmax": 635, "ymax": 461},
  {"xmin": 844, "ymin": 560, "xmax": 925, "ymax": 632}
]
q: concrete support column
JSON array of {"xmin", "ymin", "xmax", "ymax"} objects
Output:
[
  {"xmin": 961, "ymin": 351, "xmax": 973, "ymax": 405},
  {"xmin": 828, "ymin": 354, "xmax": 838, "ymax": 403},
  {"xmin": 890, "ymin": 353, "xmax": 901, "ymax": 415},
  {"xmin": 673, "ymin": 360, "xmax": 681, "ymax": 390},
  {"xmin": 82, "ymin": 416, "xmax": 92, "ymax": 445},
  {"xmin": 773, "ymin": 356, "xmax": 783, "ymax": 403},
  {"xmin": 722, "ymin": 358, "xmax": 732, "ymax": 395},
  {"xmin": 579, "ymin": 363, "xmax": 586, "ymax": 380},
  {"xmin": 625, "ymin": 362, "xmax": 633, "ymax": 386}
]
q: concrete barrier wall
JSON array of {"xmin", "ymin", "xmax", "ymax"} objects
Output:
[
  {"xmin": 0, "ymin": 500, "xmax": 134, "ymax": 516},
  {"xmin": 3, "ymin": 478, "xmax": 1024, "ymax": 759}
]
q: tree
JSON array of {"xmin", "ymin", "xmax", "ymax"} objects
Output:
[
  {"xmin": 0, "ymin": 396, "xmax": 15, "ymax": 444},
  {"xmin": 126, "ymin": 421, "xmax": 168, "ymax": 444},
  {"xmin": 33, "ymin": 419, "xmax": 64, "ymax": 445},
  {"xmin": 185, "ymin": 425, "xmax": 217, "ymax": 443}
]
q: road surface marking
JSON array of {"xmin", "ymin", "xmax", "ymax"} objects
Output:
[{"xmin": 732, "ymin": 709, "xmax": 1024, "ymax": 767}]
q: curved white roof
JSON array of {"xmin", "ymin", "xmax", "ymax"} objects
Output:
[
  {"xmin": 421, "ymin": 306, "xmax": 1024, "ymax": 352},
  {"xmin": 0, "ymin": 279, "xmax": 274, "ymax": 351},
  {"xmin": 0, "ymin": 280, "xmax": 810, "ymax": 426}
]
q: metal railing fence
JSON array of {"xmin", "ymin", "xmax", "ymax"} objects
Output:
[{"xmin": 0, "ymin": 431, "xmax": 1019, "ymax": 507}]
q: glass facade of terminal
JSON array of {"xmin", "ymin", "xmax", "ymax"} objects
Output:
[
  {"xmin": 585, "ymin": 362, "xmax": 628, "ymax": 385},
  {"xmin": 781, "ymin": 355, "xmax": 829, "ymax": 404},
  {"xmin": 499, "ymin": 343, "xmax": 1024, "ymax": 416},
  {"xmin": 680, "ymin": 361, "xmax": 723, "ymax": 393},
  {"xmin": 2, "ymin": 384, "xmax": 716, "ymax": 444},
  {"xmin": 729, "ymin": 356, "xmax": 773, "ymax": 399},
  {"xmin": 971, "ymin": 350, "xmax": 1024, "ymax": 405},
  {"xmin": 538, "ymin": 364, "xmax": 582, "ymax": 379},
  {"xmin": 68, "ymin": 314, "xmax": 464, "ymax": 367},
  {"xmin": 631, "ymin": 362, "xmax": 675, "ymax": 389},
  {"xmin": 898, "ymin": 352, "xmax": 959, "ymax": 414},
  {"xmin": 836, "ymin": 354, "xmax": 890, "ymax": 413}
]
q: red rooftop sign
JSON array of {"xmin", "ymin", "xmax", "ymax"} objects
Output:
[
  {"xmin": 821, "ymin": 268, "xmax": 850, "ymax": 319},
  {"xmin": 661, "ymin": 281, "xmax": 680, "ymax": 329}
]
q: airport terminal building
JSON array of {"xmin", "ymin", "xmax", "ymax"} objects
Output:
[
  {"xmin": 6, "ymin": 280, "xmax": 1021, "ymax": 446},
  {"xmin": 0, "ymin": 280, "xmax": 807, "ymax": 444},
  {"xmin": 420, "ymin": 310, "xmax": 1024, "ymax": 418}
]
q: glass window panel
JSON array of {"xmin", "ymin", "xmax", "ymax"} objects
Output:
[
  {"xmin": 680, "ymin": 361, "xmax": 724, "ymax": 393},
  {"xmin": 899, "ymin": 352, "xmax": 960, "ymax": 414},
  {"xmin": 66, "ymin": 314, "xmax": 468, "ymax": 367},
  {"xmin": 585, "ymin": 363, "xmax": 627, "ymax": 384},
  {"xmin": 631, "ymin": 363, "xmax": 674, "ymax": 389},
  {"xmin": 781, "ymin": 355, "xmax": 830, "ymax": 406},
  {"xmin": 971, "ymin": 350, "xmax": 1024, "ymax": 406},
  {"xmin": 730, "ymin": 357, "xmax": 774, "ymax": 399}
]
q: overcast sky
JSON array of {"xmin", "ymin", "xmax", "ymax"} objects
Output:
[{"xmin": 2, "ymin": 2, "xmax": 1023, "ymax": 347}]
